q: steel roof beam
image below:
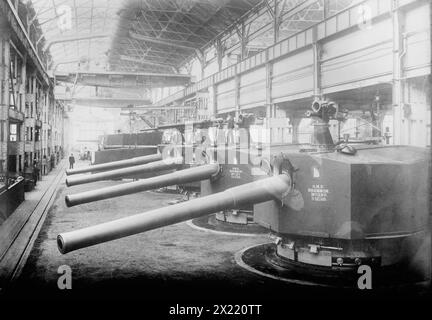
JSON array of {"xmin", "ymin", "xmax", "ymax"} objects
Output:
[
  {"xmin": 119, "ymin": 55, "xmax": 178, "ymax": 73},
  {"xmin": 45, "ymin": 33, "xmax": 110, "ymax": 50},
  {"xmin": 129, "ymin": 31, "xmax": 197, "ymax": 51}
]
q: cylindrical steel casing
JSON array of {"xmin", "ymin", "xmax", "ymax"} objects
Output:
[
  {"xmin": 65, "ymin": 163, "xmax": 220, "ymax": 207},
  {"xmin": 66, "ymin": 157, "xmax": 183, "ymax": 187},
  {"xmin": 65, "ymin": 153, "xmax": 162, "ymax": 176},
  {"xmin": 58, "ymin": 174, "xmax": 291, "ymax": 254}
]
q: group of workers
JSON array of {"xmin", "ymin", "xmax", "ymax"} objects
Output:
[
  {"xmin": 165, "ymin": 113, "xmax": 249, "ymax": 147},
  {"xmin": 211, "ymin": 113, "xmax": 248, "ymax": 146},
  {"xmin": 21, "ymin": 151, "xmax": 63, "ymax": 189}
]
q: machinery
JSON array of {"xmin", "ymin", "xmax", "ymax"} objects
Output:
[
  {"xmin": 199, "ymin": 114, "xmax": 260, "ymax": 225},
  {"xmin": 65, "ymin": 121, "xmax": 222, "ymax": 196},
  {"xmin": 63, "ymin": 146, "xmax": 260, "ymax": 209},
  {"xmin": 58, "ymin": 173, "xmax": 292, "ymax": 253},
  {"xmin": 65, "ymin": 162, "xmax": 219, "ymax": 207},
  {"xmin": 91, "ymin": 131, "xmax": 163, "ymax": 174},
  {"xmin": 65, "ymin": 153, "xmax": 163, "ymax": 176},
  {"xmin": 58, "ymin": 100, "xmax": 429, "ymax": 286},
  {"xmin": 252, "ymin": 102, "xmax": 428, "ymax": 280},
  {"xmin": 157, "ymin": 114, "xmax": 263, "ymax": 225},
  {"xmin": 66, "ymin": 115, "xmax": 264, "ymax": 229},
  {"xmin": 156, "ymin": 119, "xmax": 224, "ymax": 194},
  {"xmin": 82, "ymin": 120, "xmax": 225, "ymax": 195},
  {"xmin": 65, "ymin": 156, "xmax": 182, "ymax": 187},
  {"xmin": 99, "ymin": 131, "xmax": 163, "ymax": 150}
]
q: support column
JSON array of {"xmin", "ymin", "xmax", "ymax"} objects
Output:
[
  {"xmin": 265, "ymin": 61, "xmax": 273, "ymax": 117},
  {"xmin": 237, "ymin": 23, "xmax": 250, "ymax": 60},
  {"xmin": 288, "ymin": 114, "xmax": 301, "ymax": 144},
  {"xmin": 209, "ymin": 85, "xmax": 217, "ymax": 117},
  {"xmin": 323, "ymin": 0, "xmax": 331, "ymax": 19},
  {"xmin": 265, "ymin": 60, "xmax": 273, "ymax": 144},
  {"xmin": 215, "ymin": 39, "xmax": 225, "ymax": 72},
  {"xmin": 20, "ymin": 54, "xmax": 26, "ymax": 114},
  {"xmin": 195, "ymin": 50, "xmax": 206, "ymax": 80},
  {"xmin": 312, "ymin": 26, "xmax": 321, "ymax": 100},
  {"xmin": 0, "ymin": 27, "xmax": 11, "ymax": 184},
  {"xmin": 234, "ymin": 74, "xmax": 240, "ymax": 117},
  {"xmin": 274, "ymin": 0, "xmax": 280, "ymax": 44},
  {"xmin": 23, "ymin": 64, "xmax": 29, "ymax": 171},
  {"xmin": 273, "ymin": 0, "xmax": 287, "ymax": 43},
  {"xmin": 392, "ymin": 1, "xmax": 404, "ymax": 145}
]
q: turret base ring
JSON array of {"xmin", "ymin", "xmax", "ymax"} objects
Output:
[
  {"xmin": 188, "ymin": 213, "xmax": 268, "ymax": 235},
  {"xmin": 235, "ymin": 243, "xmax": 429, "ymax": 290}
]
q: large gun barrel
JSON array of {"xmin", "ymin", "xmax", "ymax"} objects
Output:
[
  {"xmin": 66, "ymin": 157, "xmax": 183, "ymax": 187},
  {"xmin": 65, "ymin": 153, "xmax": 162, "ymax": 176},
  {"xmin": 65, "ymin": 163, "xmax": 220, "ymax": 207},
  {"xmin": 58, "ymin": 174, "xmax": 291, "ymax": 254}
]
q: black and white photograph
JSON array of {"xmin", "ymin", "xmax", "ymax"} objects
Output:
[{"xmin": 0, "ymin": 0, "xmax": 431, "ymax": 315}]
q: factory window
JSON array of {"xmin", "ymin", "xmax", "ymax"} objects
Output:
[
  {"xmin": 9, "ymin": 92, "xmax": 16, "ymax": 109},
  {"xmin": 35, "ymin": 128, "xmax": 40, "ymax": 141},
  {"xmin": 9, "ymin": 123, "xmax": 19, "ymax": 141},
  {"xmin": 24, "ymin": 152, "xmax": 29, "ymax": 168}
]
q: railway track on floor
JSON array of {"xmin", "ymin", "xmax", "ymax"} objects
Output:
[{"xmin": 0, "ymin": 161, "xmax": 66, "ymax": 290}]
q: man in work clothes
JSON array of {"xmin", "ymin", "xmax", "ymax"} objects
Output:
[
  {"xmin": 69, "ymin": 154, "xmax": 75, "ymax": 169},
  {"xmin": 225, "ymin": 114, "xmax": 235, "ymax": 145}
]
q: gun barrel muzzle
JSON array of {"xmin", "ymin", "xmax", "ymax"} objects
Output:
[
  {"xmin": 65, "ymin": 153, "xmax": 162, "ymax": 176},
  {"xmin": 58, "ymin": 173, "xmax": 291, "ymax": 254},
  {"xmin": 65, "ymin": 157, "xmax": 183, "ymax": 187},
  {"xmin": 65, "ymin": 163, "xmax": 220, "ymax": 207}
]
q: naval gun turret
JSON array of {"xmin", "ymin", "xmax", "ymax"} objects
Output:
[
  {"xmin": 65, "ymin": 153, "xmax": 163, "ymax": 176},
  {"xmin": 248, "ymin": 100, "xmax": 429, "ymax": 279},
  {"xmin": 64, "ymin": 113, "xmax": 272, "ymax": 235},
  {"xmin": 58, "ymin": 173, "xmax": 292, "ymax": 254},
  {"xmin": 58, "ymin": 100, "xmax": 429, "ymax": 285}
]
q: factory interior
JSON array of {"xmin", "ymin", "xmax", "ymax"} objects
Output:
[{"xmin": 0, "ymin": 0, "xmax": 431, "ymax": 311}]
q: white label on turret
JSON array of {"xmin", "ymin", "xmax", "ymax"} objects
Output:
[
  {"xmin": 312, "ymin": 167, "xmax": 320, "ymax": 178},
  {"xmin": 307, "ymin": 184, "xmax": 329, "ymax": 201},
  {"xmin": 229, "ymin": 167, "xmax": 242, "ymax": 179}
]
